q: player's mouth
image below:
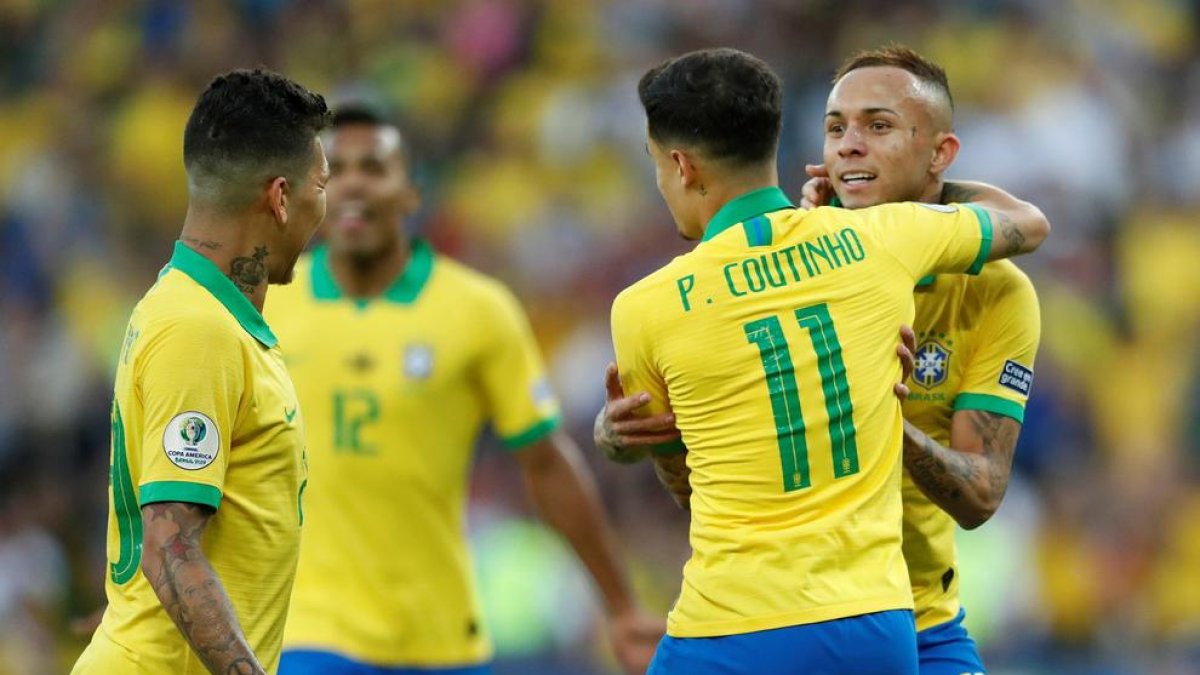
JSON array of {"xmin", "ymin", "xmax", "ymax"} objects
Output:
[
  {"xmin": 333, "ymin": 201, "xmax": 372, "ymax": 232},
  {"xmin": 838, "ymin": 171, "xmax": 877, "ymax": 191}
]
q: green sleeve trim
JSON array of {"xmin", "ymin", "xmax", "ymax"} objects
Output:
[
  {"xmin": 953, "ymin": 393, "xmax": 1025, "ymax": 423},
  {"xmin": 963, "ymin": 204, "xmax": 993, "ymax": 275},
  {"xmin": 139, "ymin": 481, "xmax": 223, "ymax": 510},
  {"xmin": 649, "ymin": 438, "xmax": 687, "ymax": 456},
  {"xmin": 500, "ymin": 415, "xmax": 562, "ymax": 450}
]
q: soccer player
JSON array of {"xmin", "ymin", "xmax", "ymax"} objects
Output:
[
  {"xmin": 71, "ymin": 69, "xmax": 331, "ymax": 675},
  {"xmin": 600, "ymin": 46, "xmax": 1040, "ymax": 675},
  {"xmin": 266, "ymin": 105, "xmax": 662, "ymax": 675},
  {"xmin": 605, "ymin": 48, "xmax": 1048, "ymax": 674}
]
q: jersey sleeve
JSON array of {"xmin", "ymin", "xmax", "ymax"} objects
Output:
[
  {"xmin": 954, "ymin": 271, "xmax": 1041, "ymax": 423},
  {"xmin": 610, "ymin": 287, "xmax": 685, "ymax": 455},
  {"xmin": 134, "ymin": 317, "xmax": 245, "ymax": 510},
  {"xmin": 861, "ymin": 202, "xmax": 993, "ymax": 281},
  {"xmin": 477, "ymin": 284, "xmax": 562, "ymax": 450}
]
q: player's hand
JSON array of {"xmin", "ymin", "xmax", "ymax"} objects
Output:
[
  {"xmin": 895, "ymin": 325, "xmax": 917, "ymax": 401},
  {"xmin": 800, "ymin": 163, "xmax": 836, "ymax": 209},
  {"xmin": 608, "ymin": 606, "xmax": 665, "ymax": 675},
  {"xmin": 594, "ymin": 363, "xmax": 681, "ymax": 463}
]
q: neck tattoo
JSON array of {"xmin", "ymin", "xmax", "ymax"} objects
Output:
[{"xmin": 228, "ymin": 246, "xmax": 269, "ymax": 296}]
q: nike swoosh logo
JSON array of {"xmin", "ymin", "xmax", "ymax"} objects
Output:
[{"xmin": 284, "ymin": 406, "xmax": 297, "ymax": 423}]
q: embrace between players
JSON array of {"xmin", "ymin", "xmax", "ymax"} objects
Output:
[{"xmin": 73, "ymin": 44, "xmax": 1045, "ymax": 675}]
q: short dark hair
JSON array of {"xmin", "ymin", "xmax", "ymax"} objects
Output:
[
  {"xmin": 329, "ymin": 102, "xmax": 409, "ymax": 165},
  {"xmin": 638, "ymin": 48, "xmax": 782, "ymax": 167},
  {"xmin": 834, "ymin": 45, "xmax": 954, "ymax": 111},
  {"xmin": 183, "ymin": 68, "xmax": 331, "ymax": 209},
  {"xmin": 331, "ymin": 102, "xmax": 390, "ymax": 129}
]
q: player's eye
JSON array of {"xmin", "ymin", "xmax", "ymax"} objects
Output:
[
  {"xmin": 870, "ymin": 121, "xmax": 892, "ymax": 132},
  {"xmin": 825, "ymin": 124, "xmax": 845, "ymax": 136}
]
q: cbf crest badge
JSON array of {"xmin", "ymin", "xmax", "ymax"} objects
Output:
[
  {"xmin": 403, "ymin": 343, "xmax": 434, "ymax": 380},
  {"xmin": 914, "ymin": 339, "xmax": 952, "ymax": 389}
]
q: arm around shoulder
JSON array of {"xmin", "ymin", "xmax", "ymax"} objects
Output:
[{"xmin": 942, "ymin": 180, "xmax": 1050, "ymax": 260}]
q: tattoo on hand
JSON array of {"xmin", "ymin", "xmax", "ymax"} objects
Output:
[
  {"xmin": 996, "ymin": 211, "xmax": 1026, "ymax": 255},
  {"xmin": 228, "ymin": 246, "xmax": 269, "ymax": 295},
  {"xmin": 182, "ymin": 236, "xmax": 222, "ymax": 251}
]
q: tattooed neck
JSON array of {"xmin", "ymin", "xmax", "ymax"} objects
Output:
[{"xmin": 228, "ymin": 246, "xmax": 269, "ymax": 296}]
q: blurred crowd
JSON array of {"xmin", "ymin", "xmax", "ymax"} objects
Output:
[{"xmin": 1, "ymin": 1, "xmax": 1199, "ymax": 673}]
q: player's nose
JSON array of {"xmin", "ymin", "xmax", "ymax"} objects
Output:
[{"xmin": 836, "ymin": 128, "xmax": 867, "ymax": 158}]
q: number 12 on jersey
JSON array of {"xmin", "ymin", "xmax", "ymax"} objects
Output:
[{"xmin": 744, "ymin": 303, "xmax": 858, "ymax": 492}]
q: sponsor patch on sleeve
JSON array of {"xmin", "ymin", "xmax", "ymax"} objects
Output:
[
  {"xmin": 162, "ymin": 411, "xmax": 221, "ymax": 470},
  {"xmin": 998, "ymin": 360, "xmax": 1034, "ymax": 396}
]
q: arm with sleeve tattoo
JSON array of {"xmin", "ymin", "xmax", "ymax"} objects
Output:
[
  {"xmin": 140, "ymin": 502, "xmax": 265, "ymax": 675},
  {"xmin": 902, "ymin": 410, "xmax": 1021, "ymax": 530},
  {"xmin": 940, "ymin": 180, "xmax": 1049, "ymax": 259},
  {"xmin": 651, "ymin": 453, "xmax": 692, "ymax": 511}
]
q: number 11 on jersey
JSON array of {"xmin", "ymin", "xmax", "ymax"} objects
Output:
[{"xmin": 744, "ymin": 303, "xmax": 859, "ymax": 492}]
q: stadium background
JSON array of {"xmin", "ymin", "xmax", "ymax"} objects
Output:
[{"xmin": 1, "ymin": 0, "xmax": 1198, "ymax": 673}]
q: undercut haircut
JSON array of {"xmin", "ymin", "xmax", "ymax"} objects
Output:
[
  {"xmin": 183, "ymin": 68, "xmax": 331, "ymax": 211},
  {"xmin": 638, "ymin": 48, "xmax": 782, "ymax": 167},
  {"xmin": 834, "ymin": 44, "xmax": 954, "ymax": 112}
]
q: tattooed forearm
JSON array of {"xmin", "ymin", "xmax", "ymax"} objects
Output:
[
  {"xmin": 227, "ymin": 246, "xmax": 269, "ymax": 296},
  {"xmin": 962, "ymin": 410, "xmax": 1019, "ymax": 505},
  {"xmin": 182, "ymin": 236, "xmax": 223, "ymax": 251},
  {"xmin": 996, "ymin": 210, "xmax": 1027, "ymax": 255},
  {"xmin": 652, "ymin": 454, "xmax": 692, "ymax": 511},
  {"xmin": 141, "ymin": 502, "xmax": 266, "ymax": 675},
  {"xmin": 903, "ymin": 412, "xmax": 1020, "ymax": 528},
  {"xmin": 939, "ymin": 181, "xmax": 981, "ymax": 204}
]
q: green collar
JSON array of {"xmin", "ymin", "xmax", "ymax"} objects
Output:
[
  {"xmin": 166, "ymin": 241, "xmax": 278, "ymax": 347},
  {"xmin": 311, "ymin": 238, "xmax": 435, "ymax": 305},
  {"xmin": 916, "ymin": 275, "xmax": 936, "ymax": 287},
  {"xmin": 701, "ymin": 186, "xmax": 795, "ymax": 242}
]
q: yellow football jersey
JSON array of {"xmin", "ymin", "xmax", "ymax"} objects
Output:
[
  {"xmin": 901, "ymin": 260, "xmax": 1040, "ymax": 631},
  {"xmin": 267, "ymin": 240, "xmax": 561, "ymax": 667},
  {"xmin": 612, "ymin": 187, "xmax": 993, "ymax": 638},
  {"xmin": 72, "ymin": 242, "xmax": 307, "ymax": 675}
]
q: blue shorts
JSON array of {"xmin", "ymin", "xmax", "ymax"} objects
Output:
[
  {"xmin": 279, "ymin": 650, "xmax": 491, "ymax": 675},
  {"xmin": 648, "ymin": 609, "xmax": 918, "ymax": 675},
  {"xmin": 917, "ymin": 609, "xmax": 986, "ymax": 675}
]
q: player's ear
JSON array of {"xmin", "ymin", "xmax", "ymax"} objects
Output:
[
  {"xmin": 929, "ymin": 132, "xmax": 960, "ymax": 177},
  {"xmin": 267, "ymin": 176, "xmax": 289, "ymax": 226},
  {"xmin": 670, "ymin": 149, "xmax": 699, "ymax": 190}
]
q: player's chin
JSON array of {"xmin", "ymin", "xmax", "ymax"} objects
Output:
[{"xmin": 269, "ymin": 262, "xmax": 297, "ymax": 286}]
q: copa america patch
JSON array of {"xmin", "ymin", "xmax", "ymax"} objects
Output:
[
  {"xmin": 998, "ymin": 360, "xmax": 1034, "ymax": 395},
  {"xmin": 162, "ymin": 411, "xmax": 220, "ymax": 470}
]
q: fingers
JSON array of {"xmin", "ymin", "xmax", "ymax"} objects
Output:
[
  {"xmin": 894, "ymin": 382, "xmax": 910, "ymax": 402},
  {"xmin": 611, "ymin": 412, "xmax": 676, "ymax": 433},
  {"xmin": 800, "ymin": 177, "xmax": 835, "ymax": 209},
  {"xmin": 604, "ymin": 362, "xmax": 625, "ymax": 401},
  {"xmin": 900, "ymin": 324, "xmax": 917, "ymax": 354},
  {"xmin": 804, "ymin": 163, "xmax": 829, "ymax": 178},
  {"xmin": 605, "ymin": 391, "xmax": 652, "ymax": 420},
  {"xmin": 897, "ymin": 342, "xmax": 915, "ymax": 383}
]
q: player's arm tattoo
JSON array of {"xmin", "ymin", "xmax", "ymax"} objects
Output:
[
  {"xmin": 227, "ymin": 246, "xmax": 269, "ymax": 296},
  {"xmin": 902, "ymin": 411, "xmax": 1021, "ymax": 529},
  {"xmin": 938, "ymin": 181, "xmax": 981, "ymax": 204},
  {"xmin": 996, "ymin": 210, "xmax": 1027, "ymax": 256},
  {"xmin": 141, "ymin": 502, "xmax": 266, "ymax": 675},
  {"xmin": 651, "ymin": 453, "xmax": 692, "ymax": 511}
]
